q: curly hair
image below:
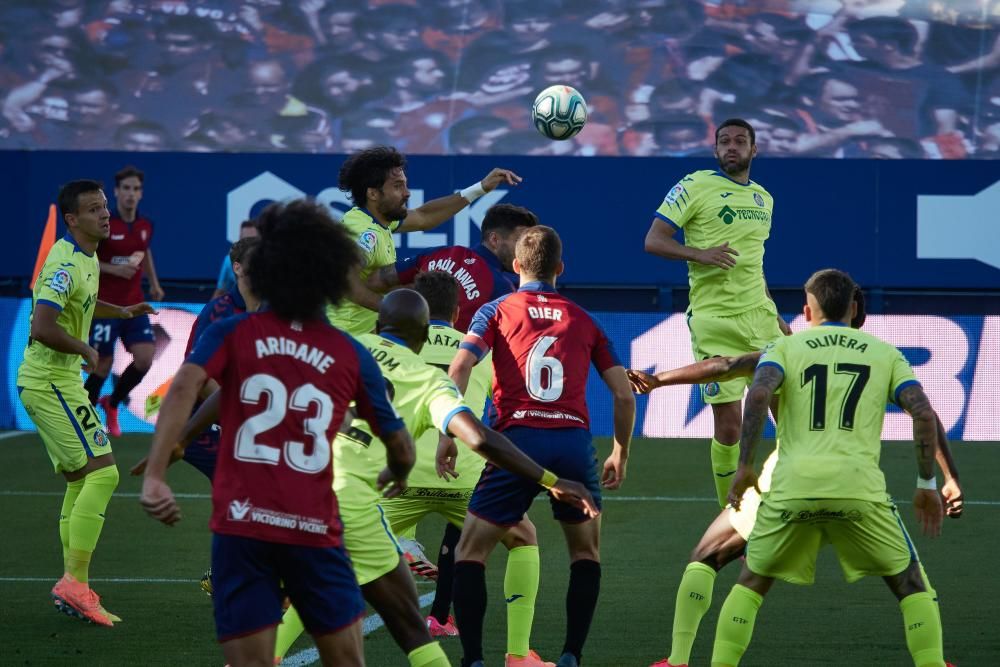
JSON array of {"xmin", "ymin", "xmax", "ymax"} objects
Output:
[
  {"xmin": 249, "ymin": 200, "xmax": 359, "ymax": 321},
  {"xmin": 337, "ymin": 145, "xmax": 406, "ymax": 206}
]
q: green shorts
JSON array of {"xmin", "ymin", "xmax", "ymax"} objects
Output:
[
  {"xmin": 379, "ymin": 486, "xmax": 474, "ymax": 535},
  {"xmin": 687, "ymin": 303, "xmax": 783, "ymax": 404},
  {"xmin": 746, "ymin": 497, "xmax": 915, "ymax": 585},
  {"xmin": 335, "ymin": 473, "xmax": 402, "ymax": 586},
  {"xmin": 18, "ymin": 382, "xmax": 112, "ymax": 474}
]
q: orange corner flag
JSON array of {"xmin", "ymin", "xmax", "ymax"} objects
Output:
[{"xmin": 29, "ymin": 204, "xmax": 58, "ymax": 290}]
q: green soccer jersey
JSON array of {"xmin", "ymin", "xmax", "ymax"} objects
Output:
[
  {"xmin": 17, "ymin": 236, "xmax": 100, "ymax": 390},
  {"xmin": 655, "ymin": 169, "xmax": 774, "ymax": 316},
  {"xmin": 327, "ymin": 207, "xmax": 401, "ymax": 336},
  {"xmin": 408, "ymin": 321, "xmax": 493, "ymax": 489},
  {"xmin": 333, "ymin": 332, "xmax": 471, "ymax": 488},
  {"xmin": 758, "ymin": 323, "xmax": 920, "ymax": 502}
]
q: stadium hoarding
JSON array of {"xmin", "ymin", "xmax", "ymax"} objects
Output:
[
  {"xmin": 2, "ymin": 151, "xmax": 1000, "ymax": 290},
  {"xmin": 1, "ymin": 298, "xmax": 995, "ymax": 441}
]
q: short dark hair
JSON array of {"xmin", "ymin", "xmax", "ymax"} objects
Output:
[
  {"xmin": 715, "ymin": 118, "xmax": 755, "ymax": 145},
  {"xmin": 57, "ymin": 179, "xmax": 103, "ymax": 220},
  {"xmin": 481, "ymin": 203, "xmax": 538, "ymax": 241},
  {"xmin": 804, "ymin": 268, "xmax": 857, "ymax": 322},
  {"xmin": 515, "ymin": 225, "xmax": 561, "ymax": 280},
  {"xmin": 338, "ymin": 145, "xmax": 406, "ymax": 205},
  {"xmin": 240, "ymin": 219, "xmax": 258, "ymax": 231},
  {"xmin": 851, "ymin": 286, "xmax": 866, "ymax": 329},
  {"xmin": 847, "ymin": 17, "xmax": 918, "ymax": 55},
  {"xmin": 229, "ymin": 236, "xmax": 259, "ymax": 266},
  {"xmin": 413, "ymin": 271, "xmax": 460, "ymax": 321},
  {"xmin": 115, "ymin": 165, "xmax": 144, "ymax": 187},
  {"xmin": 249, "ymin": 199, "xmax": 359, "ymax": 321}
]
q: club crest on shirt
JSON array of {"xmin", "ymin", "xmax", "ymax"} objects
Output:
[
  {"xmin": 47, "ymin": 269, "xmax": 72, "ymax": 294},
  {"xmin": 358, "ymin": 230, "xmax": 378, "ymax": 253},
  {"xmin": 753, "ymin": 193, "xmax": 765, "ymax": 207},
  {"xmin": 704, "ymin": 382, "xmax": 721, "ymax": 397}
]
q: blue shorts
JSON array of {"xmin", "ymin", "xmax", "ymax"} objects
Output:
[
  {"xmin": 90, "ymin": 315, "xmax": 155, "ymax": 356},
  {"xmin": 211, "ymin": 533, "xmax": 365, "ymax": 643},
  {"xmin": 467, "ymin": 426, "xmax": 602, "ymax": 526},
  {"xmin": 182, "ymin": 428, "xmax": 219, "ymax": 480}
]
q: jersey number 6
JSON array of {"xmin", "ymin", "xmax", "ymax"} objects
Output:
[{"xmin": 526, "ymin": 335, "xmax": 564, "ymax": 402}]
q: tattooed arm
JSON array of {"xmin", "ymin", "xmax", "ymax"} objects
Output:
[
  {"xmin": 897, "ymin": 384, "xmax": 944, "ymax": 536},
  {"xmin": 729, "ymin": 364, "xmax": 784, "ymax": 510}
]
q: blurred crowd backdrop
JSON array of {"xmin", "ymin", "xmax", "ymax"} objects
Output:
[{"xmin": 2, "ymin": 0, "xmax": 1000, "ymax": 158}]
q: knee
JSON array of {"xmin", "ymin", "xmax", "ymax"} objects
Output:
[
  {"xmin": 569, "ymin": 548, "xmax": 600, "ymax": 564},
  {"xmin": 96, "ymin": 358, "xmax": 114, "ymax": 375},
  {"xmin": 131, "ymin": 354, "xmax": 153, "ymax": 373},
  {"xmin": 886, "ymin": 562, "xmax": 926, "ymax": 600},
  {"xmin": 502, "ymin": 520, "xmax": 537, "ymax": 549}
]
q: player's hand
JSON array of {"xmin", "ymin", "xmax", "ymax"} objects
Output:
[
  {"xmin": 696, "ymin": 242, "xmax": 738, "ymax": 270},
  {"xmin": 600, "ymin": 446, "xmax": 628, "ymax": 490},
  {"xmin": 480, "ymin": 168, "xmax": 523, "ymax": 192},
  {"xmin": 376, "ymin": 467, "xmax": 408, "ymax": 499},
  {"xmin": 81, "ymin": 345, "xmax": 100, "ymax": 373},
  {"xmin": 149, "ymin": 284, "xmax": 166, "ymax": 302},
  {"xmin": 727, "ymin": 465, "xmax": 760, "ymax": 511},
  {"xmin": 111, "ymin": 263, "xmax": 138, "ymax": 279},
  {"xmin": 141, "ymin": 477, "xmax": 182, "ymax": 526},
  {"xmin": 627, "ymin": 369, "xmax": 659, "ymax": 394},
  {"xmin": 940, "ymin": 478, "xmax": 964, "ymax": 519},
  {"xmin": 777, "ymin": 316, "xmax": 792, "ymax": 336},
  {"xmin": 122, "ymin": 302, "xmax": 158, "ymax": 318},
  {"xmin": 435, "ymin": 434, "xmax": 460, "ymax": 481},
  {"xmin": 549, "ymin": 479, "xmax": 600, "ymax": 519},
  {"xmin": 913, "ymin": 488, "xmax": 944, "ymax": 537}
]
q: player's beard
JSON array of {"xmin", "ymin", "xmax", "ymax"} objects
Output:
[
  {"xmin": 379, "ymin": 199, "xmax": 408, "ymax": 223},
  {"xmin": 717, "ymin": 152, "xmax": 751, "ymax": 176}
]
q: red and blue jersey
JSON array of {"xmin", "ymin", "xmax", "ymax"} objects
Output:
[
  {"xmin": 397, "ymin": 243, "xmax": 518, "ymax": 333},
  {"xmin": 96, "ymin": 213, "xmax": 154, "ymax": 305},
  {"xmin": 186, "ymin": 310, "xmax": 404, "ymax": 548},
  {"xmin": 185, "ymin": 288, "xmax": 248, "ymax": 357},
  {"xmin": 460, "ymin": 281, "xmax": 621, "ymax": 432}
]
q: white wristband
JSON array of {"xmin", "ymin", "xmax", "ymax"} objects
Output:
[
  {"xmin": 916, "ymin": 476, "xmax": 937, "ymax": 490},
  {"xmin": 459, "ymin": 181, "xmax": 486, "ymax": 203}
]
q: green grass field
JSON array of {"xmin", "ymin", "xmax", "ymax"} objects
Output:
[{"xmin": 1, "ymin": 432, "xmax": 997, "ymax": 666}]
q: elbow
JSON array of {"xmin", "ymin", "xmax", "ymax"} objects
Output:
[{"xmin": 643, "ymin": 232, "xmax": 657, "ymax": 254}]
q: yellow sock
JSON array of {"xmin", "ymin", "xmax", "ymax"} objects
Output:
[
  {"xmin": 407, "ymin": 641, "xmax": 449, "ymax": 667},
  {"xmin": 918, "ymin": 562, "xmax": 942, "ymax": 629},
  {"xmin": 711, "ymin": 584, "xmax": 762, "ymax": 667},
  {"xmin": 900, "ymin": 592, "xmax": 946, "ymax": 667},
  {"xmin": 275, "ymin": 605, "xmax": 306, "ymax": 661},
  {"xmin": 504, "ymin": 545, "xmax": 540, "ymax": 656},
  {"xmin": 711, "ymin": 439, "xmax": 739, "ymax": 508},
  {"xmin": 668, "ymin": 562, "xmax": 717, "ymax": 665},
  {"xmin": 67, "ymin": 465, "xmax": 119, "ymax": 583},
  {"xmin": 60, "ymin": 479, "xmax": 84, "ymax": 566}
]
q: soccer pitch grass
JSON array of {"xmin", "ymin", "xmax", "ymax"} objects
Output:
[{"xmin": 1, "ymin": 432, "xmax": 997, "ymax": 666}]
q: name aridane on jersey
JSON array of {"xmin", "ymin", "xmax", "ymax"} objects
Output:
[
  {"xmin": 328, "ymin": 207, "xmax": 401, "ymax": 336},
  {"xmin": 654, "ymin": 169, "xmax": 774, "ymax": 316},
  {"xmin": 758, "ymin": 324, "xmax": 919, "ymax": 504},
  {"xmin": 18, "ymin": 236, "xmax": 100, "ymax": 390},
  {"xmin": 333, "ymin": 333, "xmax": 471, "ymax": 488}
]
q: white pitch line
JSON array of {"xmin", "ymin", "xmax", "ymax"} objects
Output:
[
  {"xmin": 282, "ymin": 592, "xmax": 436, "ymax": 667},
  {"xmin": 0, "ymin": 431, "xmax": 29, "ymax": 441},
  {"xmin": 0, "ymin": 576, "xmax": 198, "ymax": 584},
  {"xmin": 0, "ymin": 489, "xmax": 997, "ymax": 506}
]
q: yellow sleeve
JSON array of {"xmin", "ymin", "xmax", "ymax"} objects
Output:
[
  {"xmin": 654, "ymin": 172, "xmax": 701, "ymax": 229},
  {"xmin": 889, "ymin": 347, "xmax": 920, "ymax": 405},
  {"xmin": 35, "ymin": 258, "xmax": 80, "ymax": 311}
]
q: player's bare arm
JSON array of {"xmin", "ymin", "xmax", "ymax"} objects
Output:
[
  {"xmin": 628, "ymin": 352, "xmax": 763, "ymax": 394},
  {"xmin": 644, "ymin": 218, "xmax": 738, "ymax": 269},
  {"xmin": 99, "ymin": 259, "xmax": 137, "ymax": 280},
  {"xmin": 729, "ymin": 364, "xmax": 784, "ymax": 510},
  {"xmin": 141, "ymin": 363, "xmax": 207, "ymax": 526},
  {"xmin": 345, "ymin": 270, "xmax": 383, "ymax": 313},
  {"xmin": 376, "ymin": 428, "xmax": 416, "ymax": 499},
  {"xmin": 367, "ymin": 265, "xmax": 401, "ymax": 293},
  {"xmin": 897, "ymin": 384, "xmax": 944, "ymax": 537},
  {"xmin": 448, "ymin": 348, "xmax": 478, "ymax": 393},
  {"xmin": 601, "ymin": 366, "xmax": 635, "ymax": 490},
  {"xmin": 397, "ymin": 168, "xmax": 522, "ymax": 232},
  {"xmin": 933, "ymin": 412, "xmax": 963, "ymax": 518},
  {"xmin": 447, "ymin": 411, "xmax": 598, "ymax": 517},
  {"xmin": 130, "ymin": 387, "xmax": 222, "ymax": 476},
  {"xmin": 29, "ymin": 303, "xmax": 99, "ymax": 368},
  {"xmin": 93, "ymin": 300, "xmax": 157, "ymax": 319},
  {"xmin": 142, "ymin": 248, "xmax": 165, "ymax": 301}
]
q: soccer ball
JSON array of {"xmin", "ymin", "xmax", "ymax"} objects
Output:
[{"xmin": 531, "ymin": 85, "xmax": 588, "ymax": 141}]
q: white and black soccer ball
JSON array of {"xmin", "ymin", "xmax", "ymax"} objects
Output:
[{"xmin": 531, "ymin": 85, "xmax": 588, "ymax": 141}]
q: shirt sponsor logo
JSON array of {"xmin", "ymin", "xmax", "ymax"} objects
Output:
[
  {"xmin": 511, "ymin": 409, "xmax": 584, "ymax": 424},
  {"xmin": 229, "ymin": 498, "xmax": 251, "ymax": 521},
  {"xmin": 111, "ymin": 234, "xmax": 125, "ymax": 240},
  {"xmin": 47, "ymin": 269, "xmax": 72, "ymax": 294},
  {"xmin": 358, "ymin": 229, "xmax": 378, "ymax": 253},
  {"xmin": 400, "ymin": 487, "xmax": 474, "ymax": 500},
  {"xmin": 717, "ymin": 205, "xmax": 770, "ymax": 225},
  {"xmin": 780, "ymin": 509, "xmax": 862, "ymax": 523},
  {"xmin": 227, "ymin": 499, "xmax": 329, "ymax": 535}
]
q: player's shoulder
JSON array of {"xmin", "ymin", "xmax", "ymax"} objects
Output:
[
  {"xmin": 341, "ymin": 207, "xmax": 378, "ymax": 233},
  {"xmin": 473, "ymin": 291, "xmax": 516, "ymax": 323}
]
